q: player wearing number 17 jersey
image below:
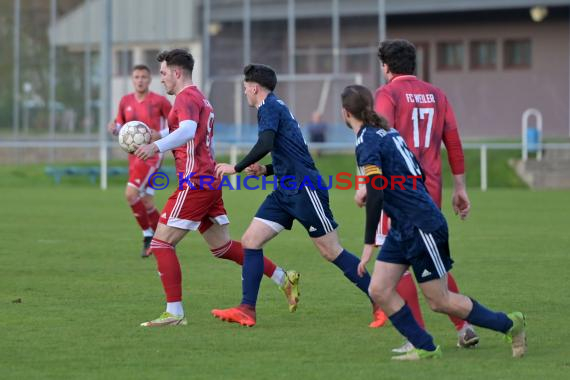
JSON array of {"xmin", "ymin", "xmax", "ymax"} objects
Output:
[
  {"xmin": 342, "ymin": 84, "xmax": 526, "ymax": 361},
  {"xmin": 370, "ymin": 39, "xmax": 477, "ymax": 351},
  {"xmin": 133, "ymin": 49, "xmax": 299, "ymax": 327},
  {"xmin": 375, "ymin": 43, "xmax": 464, "ymax": 210}
]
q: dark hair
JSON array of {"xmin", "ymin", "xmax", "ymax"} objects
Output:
[
  {"xmin": 377, "ymin": 39, "xmax": 416, "ymax": 75},
  {"xmin": 132, "ymin": 64, "xmax": 151, "ymax": 74},
  {"xmin": 243, "ymin": 64, "xmax": 277, "ymax": 91},
  {"xmin": 157, "ymin": 49, "xmax": 194, "ymax": 75},
  {"xmin": 341, "ymin": 85, "xmax": 389, "ymax": 131}
]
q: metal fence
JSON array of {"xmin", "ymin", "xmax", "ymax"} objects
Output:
[
  {"xmin": 3, "ymin": 0, "xmax": 569, "ymax": 191},
  {"xmin": 2, "ymin": 138, "xmax": 570, "ymax": 191},
  {"xmin": 4, "ymin": 0, "xmax": 388, "ymax": 138},
  {"xmin": 2, "ymin": 0, "xmax": 390, "ymax": 188}
]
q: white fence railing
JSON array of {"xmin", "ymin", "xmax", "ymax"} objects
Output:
[{"xmin": 1, "ymin": 140, "xmax": 570, "ymax": 191}]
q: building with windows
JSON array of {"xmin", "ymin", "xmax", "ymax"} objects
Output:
[
  {"xmin": 49, "ymin": 0, "xmax": 201, "ymax": 114},
  {"xmin": 208, "ymin": 0, "xmax": 570, "ymax": 139},
  {"xmin": 51, "ymin": 0, "xmax": 570, "ymax": 139}
]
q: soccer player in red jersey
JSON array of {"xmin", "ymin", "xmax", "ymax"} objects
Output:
[
  {"xmin": 134, "ymin": 49, "xmax": 299, "ymax": 326},
  {"xmin": 108, "ymin": 64, "xmax": 172, "ymax": 257},
  {"xmin": 356, "ymin": 39, "xmax": 478, "ymax": 351}
]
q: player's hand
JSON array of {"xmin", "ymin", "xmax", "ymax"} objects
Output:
[
  {"xmin": 452, "ymin": 188, "xmax": 471, "ymax": 220},
  {"xmin": 215, "ymin": 163, "xmax": 236, "ymax": 178},
  {"xmin": 357, "ymin": 244, "xmax": 375, "ymax": 277},
  {"xmin": 355, "ymin": 186, "xmax": 367, "ymax": 208},
  {"xmin": 244, "ymin": 163, "xmax": 265, "ymax": 177},
  {"xmin": 134, "ymin": 143, "xmax": 158, "ymax": 160},
  {"xmin": 107, "ymin": 121, "xmax": 119, "ymax": 136},
  {"xmin": 150, "ymin": 130, "xmax": 161, "ymax": 143}
]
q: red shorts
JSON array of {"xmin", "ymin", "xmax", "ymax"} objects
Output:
[
  {"xmin": 375, "ymin": 210, "xmax": 391, "ymax": 246},
  {"xmin": 128, "ymin": 154, "xmax": 162, "ymax": 195},
  {"xmin": 159, "ymin": 188, "xmax": 229, "ymax": 233}
]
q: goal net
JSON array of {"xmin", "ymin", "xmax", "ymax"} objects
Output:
[{"xmin": 205, "ymin": 72, "xmax": 363, "ymax": 147}]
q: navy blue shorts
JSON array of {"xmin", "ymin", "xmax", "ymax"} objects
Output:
[
  {"xmin": 255, "ymin": 188, "xmax": 338, "ymax": 238},
  {"xmin": 377, "ymin": 224, "xmax": 453, "ymax": 283}
]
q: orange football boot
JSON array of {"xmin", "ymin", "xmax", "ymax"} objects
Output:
[
  {"xmin": 369, "ymin": 305, "xmax": 388, "ymax": 328},
  {"xmin": 211, "ymin": 305, "xmax": 256, "ymax": 327}
]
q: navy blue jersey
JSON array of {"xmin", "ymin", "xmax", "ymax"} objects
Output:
[
  {"xmin": 258, "ymin": 93, "xmax": 320, "ymax": 194},
  {"xmin": 355, "ymin": 125, "xmax": 445, "ymax": 240}
]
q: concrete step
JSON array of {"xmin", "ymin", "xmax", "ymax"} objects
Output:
[
  {"xmin": 532, "ymin": 172, "xmax": 570, "ymax": 189},
  {"xmin": 512, "ymin": 159, "xmax": 570, "ymax": 189},
  {"xmin": 545, "ymin": 149, "xmax": 570, "ymax": 161},
  {"xmin": 523, "ymin": 160, "xmax": 570, "ymax": 171}
]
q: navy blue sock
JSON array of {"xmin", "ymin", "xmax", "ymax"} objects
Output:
[
  {"xmin": 466, "ymin": 298, "xmax": 513, "ymax": 333},
  {"xmin": 389, "ymin": 304, "xmax": 437, "ymax": 351},
  {"xmin": 241, "ymin": 248, "xmax": 264, "ymax": 307},
  {"xmin": 332, "ymin": 249, "xmax": 371, "ymax": 299}
]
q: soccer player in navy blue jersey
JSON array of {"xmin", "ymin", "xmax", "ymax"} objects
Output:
[
  {"xmin": 212, "ymin": 64, "xmax": 387, "ymax": 327},
  {"xmin": 341, "ymin": 84, "xmax": 526, "ymax": 360}
]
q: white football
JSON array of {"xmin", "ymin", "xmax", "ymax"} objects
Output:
[{"xmin": 118, "ymin": 121, "xmax": 151, "ymax": 153}]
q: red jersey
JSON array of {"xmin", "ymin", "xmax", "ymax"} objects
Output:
[
  {"xmin": 116, "ymin": 91, "xmax": 171, "ymax": 167},
  {"xmin": 375, "ymin": 75, "xmax": 464, "ymax": 208},
  {"xmin": 168, "ymin": 86, "xmax": 218, "ymax": 187},
  {"xmin": 116, "ymin": 92, "xmax": 171, "ymax": 132}
]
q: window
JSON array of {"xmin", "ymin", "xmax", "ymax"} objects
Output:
[
  {"xmin": 470, "ymin": 41, "xmax": 497, "ymax": 69},
  {"xmin": 414, "ymin": 42, "xmax": 430, "ymax": 82},
  {"xmin": 344, "ymin": 46, "xmax": 371, "ymax": 73},
  {"xmin": 115, "ymin": 50, "xmax": 133, "ymax": 76},
  {"xmin": 144, "ymin": 49, "xmax": 161, "ymax": 75},
  {"xmin": 437, "ymin": 42, "xmax": 464, "ymax": 71},
  {"xmin": 504, "ymin": 39, "xmax": 531, "ymax": 68},
  {"xmin": 294, "ymin": 46, "xmax": 333, "ymax": 74},
  {"xmin": 295, "ymin": 53, "xmax": 311, "ymax": 74},
  {"xmin": 315, "ymin": 48, "xmax": 333, "ymax": 73}
]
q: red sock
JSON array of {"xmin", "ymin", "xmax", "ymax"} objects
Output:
[
  {"xmin": 147, "ymin": 206, "xmax": 160, "ymax": 231},
  {"xmin": 396, "ymin": 272, "xmax": 426, "ymax": 329},
  {"xmin": 130, "ymin": 198, "xmax": 150, "ymax": 231},
  {"xmin": 447, "ymin": 272, "xmax": 467, "ymax": 330},
  {"xmin": 211, "ymin": 240, "xmax": 277, "ymax": 278},
  {"xmin": 150, "ymin": 238, "xmax": 182, "ymax": 302}
]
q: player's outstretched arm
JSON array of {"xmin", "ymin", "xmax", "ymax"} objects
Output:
[
  {"xmin": 244, "ymin": 163, "xmax": 274, "ymax": 177},
  {"xmin": 215, "ymin": 130, "xmax": 275, "ymax": 177}
]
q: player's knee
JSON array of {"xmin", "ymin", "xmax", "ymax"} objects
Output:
[
  {"xmin": 368, "ymin": 283, "xmax": 389, "ymax": 304},
  {"xmin": 125, "ymin": 188, "xmax": 139, "ymax": 204},
  {"xmin": 319, "ymin": 247, "xmax": 338, "ymax": 262},
  {"xmin": 241, "ymin": 232, "xmax": 262, "ymax": 250},
  {"xmin": 314, "ymin": 240, "xmax": 343, "ymax": 262},
  {"xmin": 126, "ymin": 194, "xmax": 138, "ymax": 204},
  {"xmin": 426, "ymin": 296, "xmax": 450, "ymax": 314}
]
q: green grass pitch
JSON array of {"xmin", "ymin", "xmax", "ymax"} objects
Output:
[{"xmin": 1, "ymin": 159, "xmax": 568, "ymax": 379}]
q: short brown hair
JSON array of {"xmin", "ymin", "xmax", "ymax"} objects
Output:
[
  {"xmin": 157, "ymin": 49, "xmax": 194, "ymax": 75},
  {"xmin": 132, "ymin": 64, "xmax": 151, "ymax": 74}
]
